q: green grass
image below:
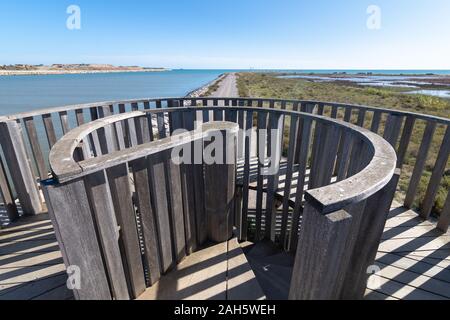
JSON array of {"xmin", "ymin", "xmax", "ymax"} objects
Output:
[{"xmin": 237, "ymin": 72, "xmax": 450, "ymax": 215}]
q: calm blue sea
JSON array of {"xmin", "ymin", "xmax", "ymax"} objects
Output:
[{"xmin": 1, "ymin": 69, "xmax": 449, "ymax": 116}]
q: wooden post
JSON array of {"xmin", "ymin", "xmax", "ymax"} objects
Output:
[
  {"xmin": 289, "ymin": 202, "xmax": 353, "ymax": 300},
  {"xmin": 0, "ymin": 156, "xmax": 18, "ymax": 221},
  {"xmin": 0, "ymin": 120, "xmax": 43, "ymax": 215},
  {"xmin": 404, "ymin": 121, "xmax": 437, "ymax": 208},
  {"xmin": 204, "ymin": 128, "xmax": 237, "ymax": 243},
  {"xmin": 84, "ymin": 171, "xmax": 130, "ymax": 299},
  {"xmin": 106, "ymin": 163, "xmax": 146, "ymax": 298},
  {"xmin": 420, "ymin": 126, "xmax": 450, "ymax": 219},
  {"xmin": 41, "ymin": 178, "xmax": 111, "ymax": 300},
  {"xmin": 340, "ymin": 170, "xmax": 400, "ymax": 299}
]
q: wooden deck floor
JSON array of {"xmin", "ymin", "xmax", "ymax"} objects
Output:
[
  {"xmin": 0, "ymin": 213, "xmax": 73, "ymax": 300},
  {"xmin": 0, "ymin": 201, "xmax": 448, "ymax": 300}
]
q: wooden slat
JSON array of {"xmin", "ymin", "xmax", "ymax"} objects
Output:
[
  {"xmin": 316, "ymin": 124, "xmax": 340, "ymax": 187},
  {"xmin": 437, "ymin": 190, "xmax": 450, "ymax": 232},
  {"xmin": 383, "ymin": 114, "xmax": 404, "ymax": 148},
  {"xmin": 58, "ymin": 111, "xmax": 70, "ymax": 135},
  {"xmin": 129, "ymin": 157, "xmax": 161, "ymax": 285},
  {"xmin": 343, "ymin": 107, "xmax": 352, "ymax": 122},
  {"xmin": 0, "ymin": 156, "xmax": 18, "ymax": 221},
  {"xmin": 0, "ymin": 121, "xmax": 42, "ymax": 215},
  {"xmin": 41, "ymin": 178, "xmax": 111, "ymax": 300},
  {"xmin": 84, "ymin": 171, "xmax": 130, "ymax": 299},
  {"xmin": 404, "ymin": 121, "xmax": 437, "ymax": 208},
  {"xmin": 336, "ymin": 131, "xmax": 354, "ymax": 181},
  {"xmin": 75, "ymin": 109, "xmax": 85, "ymax": 126},
  {"xmin": 396, "ymin": 116, "xmax": 416, "ymax": 168},
  {"xmin": 240, "ymin": 111, "xmax": 253, "ymax": 241},
  {"xmin": 290, "ymin": 118, "xmax": 313, "ymax": 251},
  {"xmin": 280, "ymin": 115, "xmax": 298, "ymax": 247},
  {"xmin": 421, "ymin": 126, "xmax": 450, "ymax": 219},
  {"xmin": 370, "ymin": 111, "xmax": 382, "ymax": 133},
  {"xmin": 357, "ymin": 109, "xmax": 366, "ymax": 127},
  {"xmin": 265, "ymin": 113, "xmax": 284, "ymax": 241},
  {"xmin": 308, "ymin": 121, "xmax": 324, "ymax": 189},
  {"xmin": 106, "ymin": 164, "xmax": 146, "ymax": 298},
  {"xmin": 42, "ymin": 114, "xmax": 57, "ymax": 148},
  {"xmin": 331, "ymin": 105, "xmax": 338, "ymax": 118},
  {"xmin": 165, "ymin": 150, "xmax": 187, "ymax": 262},
  {"xmin": 23, "ymin": 117, "xmax": 47, "ymax": 179},
  {"xmin": 255, "ymin": 111, "xmax": 268, "ymax": 240},
  {"xmin": 147, "ymin": 151, "xmax": 174, "ymax": 272},
  {"xmin": 179, "ymin": 150, "xmax": 197, "ymax": 254}
]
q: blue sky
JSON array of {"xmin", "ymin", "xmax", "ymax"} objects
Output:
[{"xmin": 0, "ymin": 0, "xmax": 449, "ymax": 69}]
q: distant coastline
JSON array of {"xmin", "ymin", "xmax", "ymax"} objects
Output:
[{"xmin": 0, "ymin": 63, "xmax": 170, "ymax": 76}]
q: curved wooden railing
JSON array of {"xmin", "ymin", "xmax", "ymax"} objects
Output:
[
  {"xmin": 0, "ymin": 97, "xmax": 448, "ymax": 299},
  {"xmin": 0, "ymin": 98, "xmax": 448, "ymax": 229},
  {"xmin": 35, "ymin": 104, "xmax": 397, "ymax": 300}
]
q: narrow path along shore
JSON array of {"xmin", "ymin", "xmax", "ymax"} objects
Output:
[
  {"xmin": 187, "ymin": 73, "xmax": 238, "ymax": 98},
  {"xmin": 210, "ymin": 73, "xmax": 238, "ymax": 97}
]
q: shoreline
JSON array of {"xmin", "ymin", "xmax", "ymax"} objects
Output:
[
  {"xmin": 0, "ymin": 69, "xmax": 170, "ymax": 76},
  {"xmin": 186, "ymin": 73, "xmax": 227, "ymax": 97}
]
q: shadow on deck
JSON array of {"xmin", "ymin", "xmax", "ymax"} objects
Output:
[{"xmin": 0, "ymin": 201, "xmax": 448, "ymax": 300}]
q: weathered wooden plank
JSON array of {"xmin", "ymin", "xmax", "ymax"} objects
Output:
[
  {"xmin": 255, "ymin": 111, "xmax": 268, "ymax": 240},
  {"xmin": 204, "ymin": 129, "xmax": 237, "ymax": 243},
  {"xmin": 383, "ymin": 114, "xmax": 404, "ymax": 148},
  {"xmin": 0, "ymin": 121, "xmax": 42, "ymax": 215},
  {"xmin": 331, "ymin": 105, "xmax": 338, "ymax": 118},
  {"xmin": 23, "ymin": 117, "xmax": 47, "ymax": 179},
  {"xmin": 179, "ymin": 150, "xmax": 197, "ymax": 254},
  {"xmin": 0, "ymin": 156, "xmax": 18, "ymax": 221},
  {"xmin": 58, "ymin": 111, "xmax": 70, "ymax": 135},
  {"xmin": 106, "ymin": 164, "xmax": 146, "ymax": 298},
  {"xmin": 75, "ymin": 109, "xmax": 85, "ymax": 126},
  {"xmin": 340, "ymin": 170, "xmax": 400, "ymax": 299},
  {"xmin": 41, "ymin": 114, "xmax": 57, "ymax": 148},
  {"xmin": 41, "ymin": 178, "xmax": 111, "ymax": 300},
  {"xmin": 370, "ymin": 111, "xmax": 382, "ymax": 133},
  {"xmin": 356, "ymin": 109, "xmax": 366, "ymax": 127},
  {"xmin": 336, "ymin": 131, "xmax": 354, "ymax": 181},
  {"xmin": 315, "ymin": 124, "xmax": 341, "ymax": 187},
  {"xmin": 165, "ymin": 150, "xmax": 187, "ymax": 262},
  {"xmin": 396, "ymin": 116, "xmax": 416, "ymax": 168},
  {"xmin": 404, "ymin": 121, "xmax": 437, "ymax": 208},
  {"xmin": 156, "ymin": 111, "xmax": 166, "ymax": 139},
  {"xmin": 289, "ymin": 204, "xmax": 353, "ymax": 300},
  {"xmin": 343, "ymin": 107, "xmax": 352, "ymax": 122},
  {"xmin": 290, "ymin": 118, "xmax": 313, "ymax": 251},
  {"xmin": 265, "ymin": 113, "xmax": 284, "ymax": 241},
  {"xmin": 129, "ymin": 157, "xmax": 161, "ymax": 285},
  {"xmin": 84, "ymin": 170, "xmax": 130, "ymax": 300},
  {"xmin": 147, "ymin": 151, "xmax": 174, "ymax": 272},
  {"xmin": 437, "ymin": 190, "xmax": 450, "ymax": 232},
  {"xmin": 308, "ymin": 121, "xmax": 324, "ymax": 189},
  {"xmin": 240, "ymin": 111, "xmax": 253, "ymax": 241},
  {"xmin": 280, "ymin": 115, "xmax": 298, "ymax": 248},
  {"xmin": 420, "ymin": 126, "xmax": 450, "ymax": 219}
]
